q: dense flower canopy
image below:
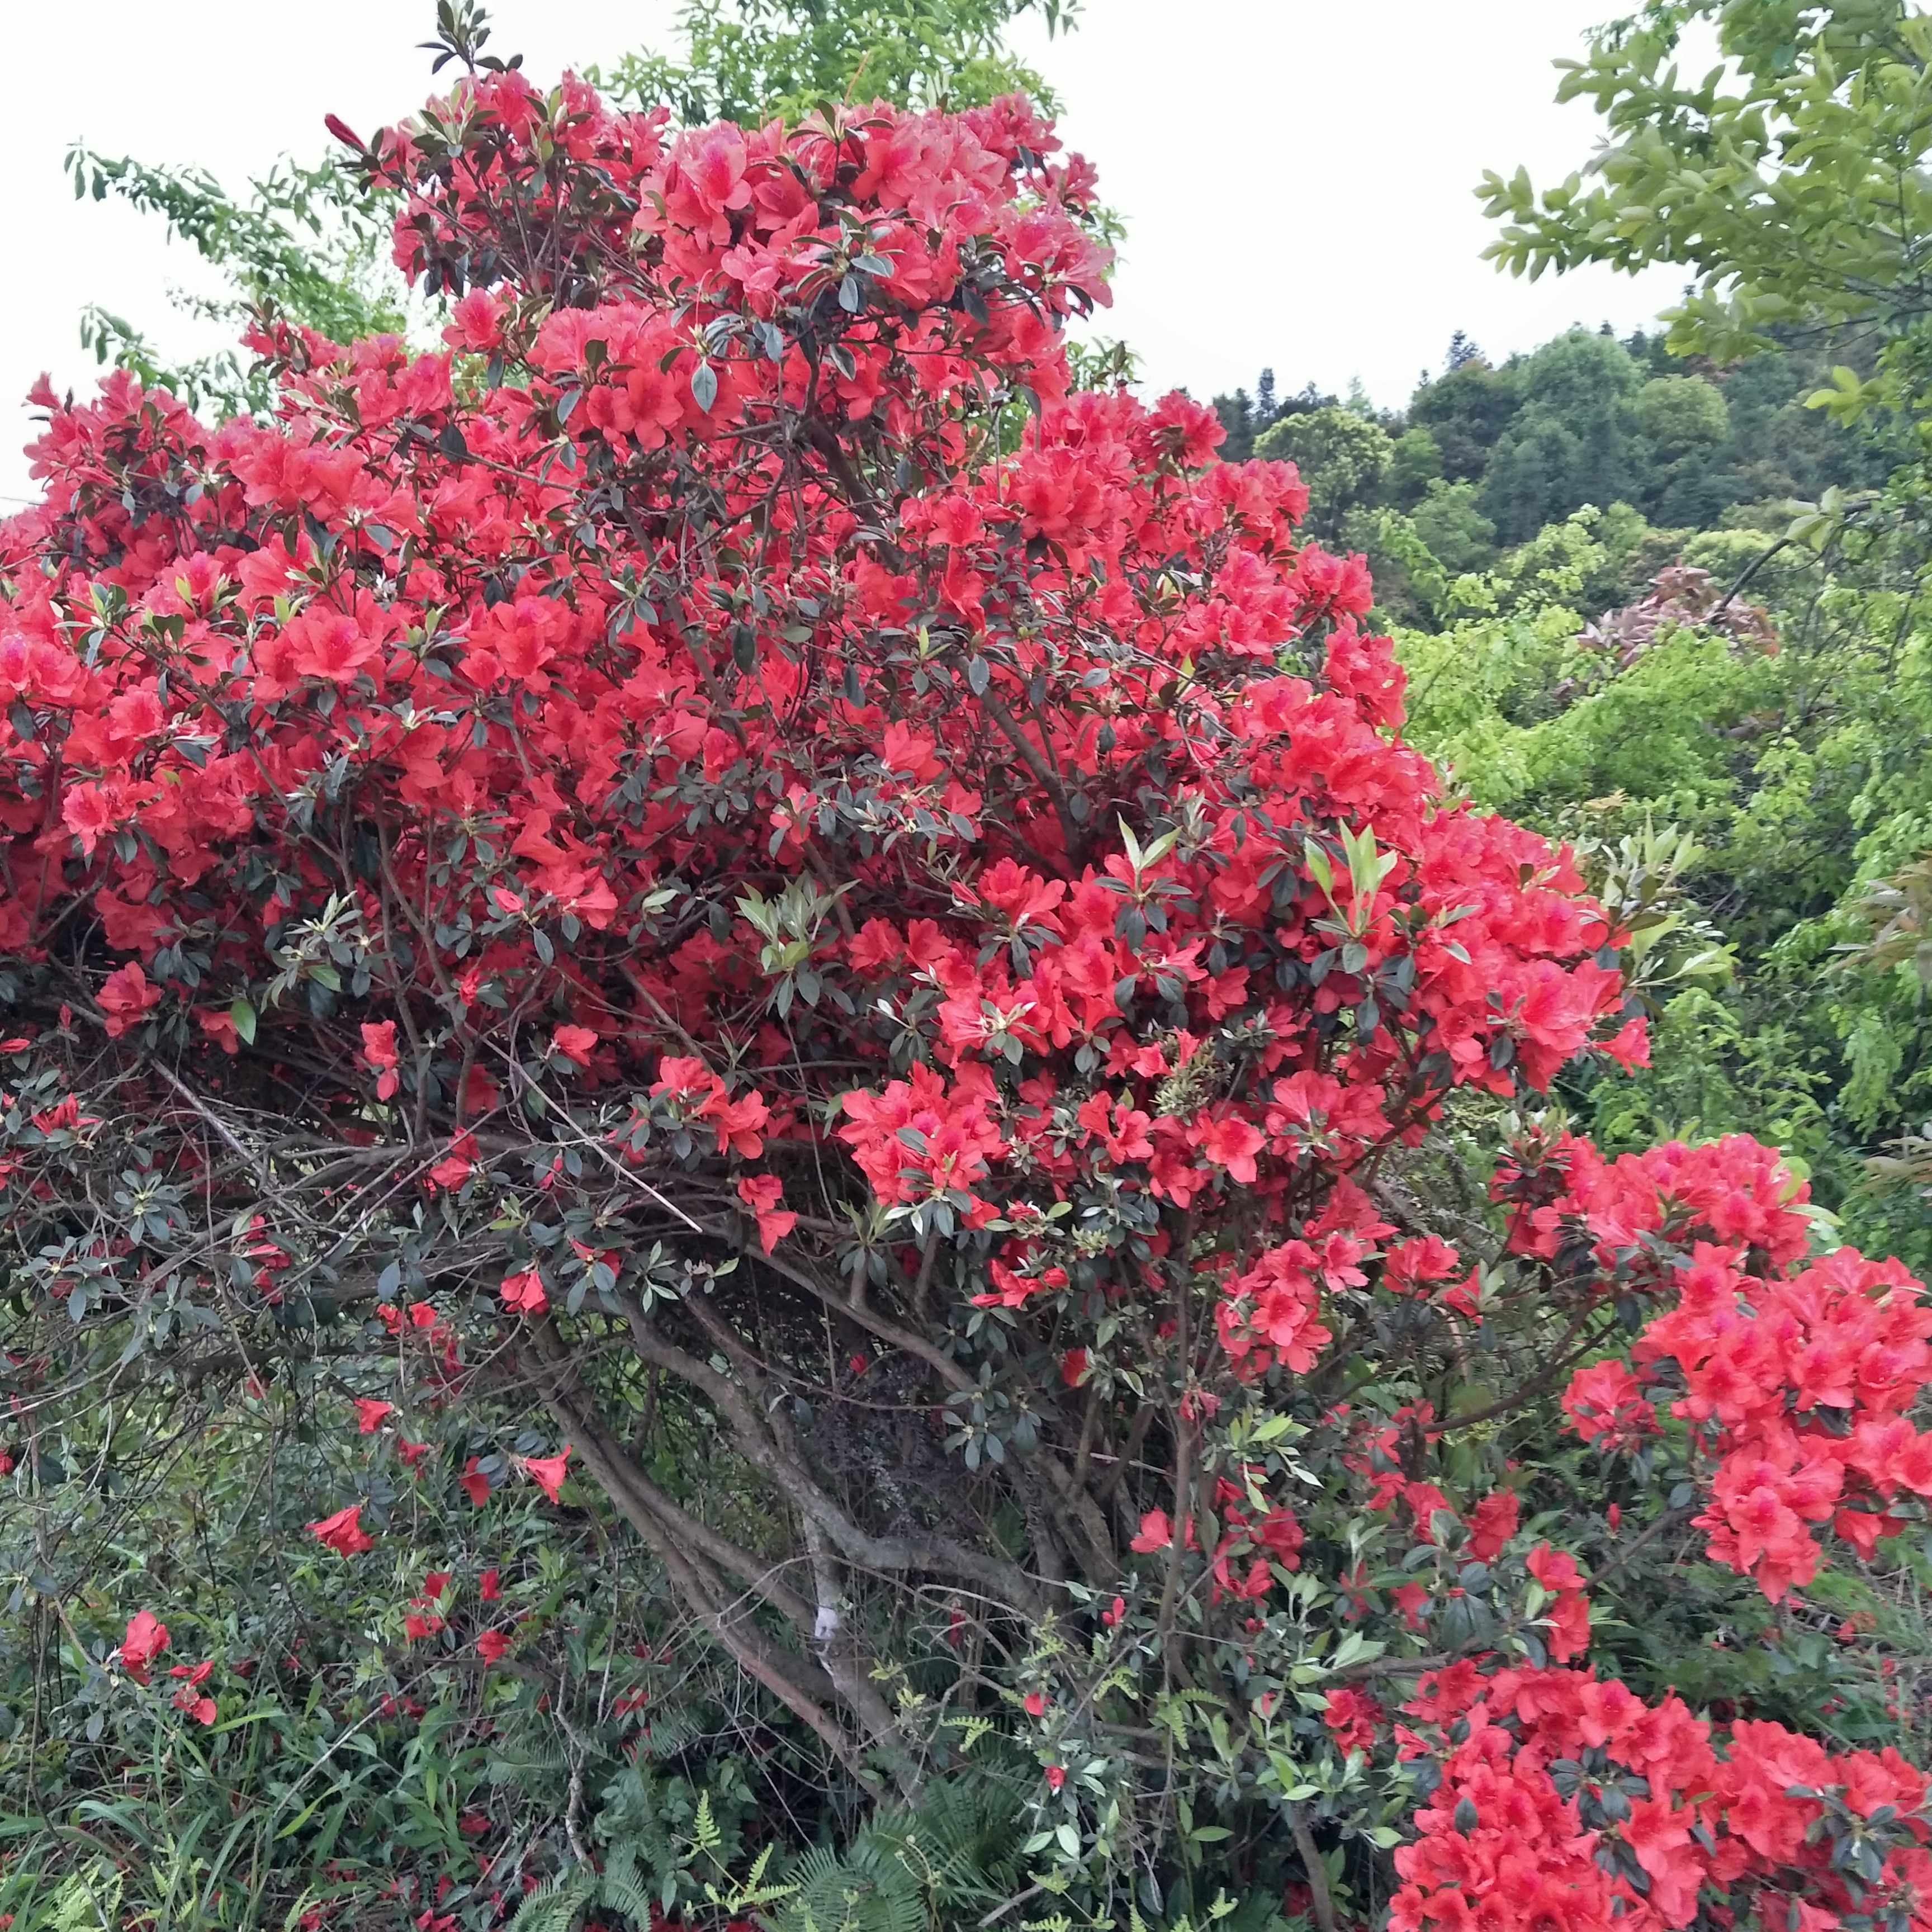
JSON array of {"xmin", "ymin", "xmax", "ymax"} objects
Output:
[{"xmin": 4, "ymin": 56, "xmax": 1932, "ymax": 1931}]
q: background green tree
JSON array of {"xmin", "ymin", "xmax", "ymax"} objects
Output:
[
  {"xmin": 597, "ymin": 0, "xmax": 1077, "ymax": 125},
  {"xmin": 1477, "ymin": 0, "xmax": 1932, "ymax": 382},
  {"xmin": 1459, "ymin": 0, "xmax": 1932, "ymax": 1254},
  {"xmin": 1479, "ymin": 328, "xmax": 1642, "ymax": 541},
  {"xmin": 1208, "ymin": 0, "xmax": 1932, "ymax": 1266},
  {"xmin": 1254, "ymin": 403, "xmax": 1393, "ymax": 542}
]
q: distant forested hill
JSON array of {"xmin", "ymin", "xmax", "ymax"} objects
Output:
[{"xmin": 1214, "ymin": 326, "xmax": 1888, "ymax": 607}]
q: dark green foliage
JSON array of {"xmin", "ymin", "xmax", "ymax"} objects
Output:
[
  {"xmin": 1409, "ymin": 350, "xmax": 1521, "ymax": 484},
  {"xmin": 1216, "ymin": 320, "xmax": 1890, "ymax": 635},
  {"xmin": 1386, "ymin": 424, "xmax": 1445, "ymax": 505},
  {"xmin": 1479, "ymin": 329, "xmax": 1642, "ymax": 541},
  {"xmin": 1254, "ymin": 405, "xmax": 1393, "ymax": 542},
  {"xmin": 764, "ymin": 1768, "xmax": 1029, "ymax": 1932},
  {"xmin": 1407, "ymin": 481, "xmax": 1497, "ymax": 577},
  {"xmin": 1211, "ymin": 373, "xmax": 1331, "ymax": 463}
]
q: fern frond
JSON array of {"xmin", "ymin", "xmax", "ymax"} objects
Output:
[
  {"xmin": 506, "ymin": 1865, "xmax": 597, "ymax": 1932},
  {"xmin": 594, "ymin": 1842, "xmax": 660, "ymax": 1929}
]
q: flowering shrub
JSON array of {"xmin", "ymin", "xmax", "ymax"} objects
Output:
[{"xmin": 2, "ymin": 33, "xmax": 1931, "ymax": 1930}]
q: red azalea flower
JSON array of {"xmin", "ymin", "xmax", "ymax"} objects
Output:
[
  {"xmin": 551, "ymin": 1024, "xmax": 598, "ymax": 1065},
  {"xmin": 308, "ymin": 1504, "xmax": 375, "ymax": 1557},
  {"xmin": 499, "ymin": 1267, "xmax": 547, "ymax": 1316},
  {"xmin": 120, "ymin": 1610, "xmax": 169, "ymax": 1684},
  {"xmin": 735, "ymin": 1173, "xmax": 796, "ymax": 1253},
  {"xmin": 98, "ymin": 962, "xmax": 162, "ymax": 1039},
  {"xmin": 523, "ymin": 1447, "xmax": 572, "ymax": 1503}
]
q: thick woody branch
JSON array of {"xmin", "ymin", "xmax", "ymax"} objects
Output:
[
  {"xmin": 616, "ymin": 1298, "xmax": 1043, "ymax": 1614},
  {"xmin": 518, "ymin": 1319, "xmax": 879, "ymax": 1786}
]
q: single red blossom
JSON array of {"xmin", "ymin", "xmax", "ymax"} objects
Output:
[
  {"xmin": 1322, "ymin": 1685, "xmax": 1385, "ymax": 1755},
  {"xmin": 427, "ymin": 1130, "xmax": 477, "ymax": 1192},
  {"xmin": 308, "ymin": 1504, "xmax": 376, "ymax": 1557},
  {"xmin": 1526, "ymin": 1543, "xmax": 1584, "ymax": 1595},
  {"xmin": 1195, "ymin": 1111, "xmax": 1264, "ymax": 1183},
  {"xmin": 499, "ymin": 1267, "xmax": 547, "ymax": 1317},
  {"xmin": 120, "ymin": 1611, "xmax": 169, "ymax": 1683},
  {"xmin": 98, "ymin": 962, "xmax": 162, "ymax": 1039},
  {"xmin": 197, "ymin": 1008, "xmax": 241, "ymax": 1055},
  {"xmin": 1600, "ymin": 1015, "xmax": 1651, "ymax": 1070},
  {"xmin": 1562, "ymin": 1359, "xmax": 1657, "ymax": 1451},
  {"xmin": 1464, "ymin": 1490, "xmax": 1520, "ymax": 1561},
  {"xmin": 360, "ymin": 1020, "xmax": 401, "ymax": 1100},
  {"xmin": 1383, "ymin": 1234, "xmax": 1461, "ymax": 1294},
  {"xmin": 523, "ymin": 1446, "xmax": 572, "ymax": 1502},
  {"xmin": 551, "ymin": 1024, "xmax": 599, "ymax": 1064},
  {"xmin": 443, "ymin": 288, "xmax": 504, "ymax": 352},
  {"xmin": 736, "ymin": 1173, "xmax": 796, "ymax": 1253},
  {"xmin": 172, "ymin": 1686, "xmax": 218, "ymax": 1726},
  {"xmin": 1390, "ymin": 1581, "xmax": 1430, "ymax": 1631}
]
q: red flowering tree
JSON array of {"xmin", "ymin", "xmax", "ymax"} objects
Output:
[{"xmin": 4, "ymin": 30, "xmax": 1932, "ymax": 1929}]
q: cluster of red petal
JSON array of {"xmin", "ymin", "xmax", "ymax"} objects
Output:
[
  {"xmin": 0, "ymin": 47, "xmax": 1642, "ymax": 1343},
  {"xmin": 1395, "ymin": 1662, "xmax": 1932, "ymax": 1932},
  {"xmin": 119, "ymin": 1608, "xmax": 169, "ymax": 1684},
  {"xmin": 168, "ymin": 1658, "xmax": 217, "ymax": 1726},
  {"xmin": 1509, "ymin": 1135, "xmax": 1932, "ymax": 1600}
]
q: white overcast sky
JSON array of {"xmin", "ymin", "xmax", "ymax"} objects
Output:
[{"xmin": 1, "ymin": 0, "xmax": 1689, "ymax": 503}]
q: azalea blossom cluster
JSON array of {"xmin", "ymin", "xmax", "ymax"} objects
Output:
[
  {"xmin": 1394, "ymin": 1660, "xmax": 1932, "ymax": 1932},
  {"xmin": 1498, "ymin": 1132, "xmax": 1932, "ymax": 1599},
  {"xmin": 115, "ymin": 1611, "xmax": 218, "ymax": 1725},
  {"xmin": 3, "ymin": 46, "xmax": 1929, "ymax": 1921},
  {"xmin": 0, "ymin": 67, "xmax": 1657, "ymax": 1398}
]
